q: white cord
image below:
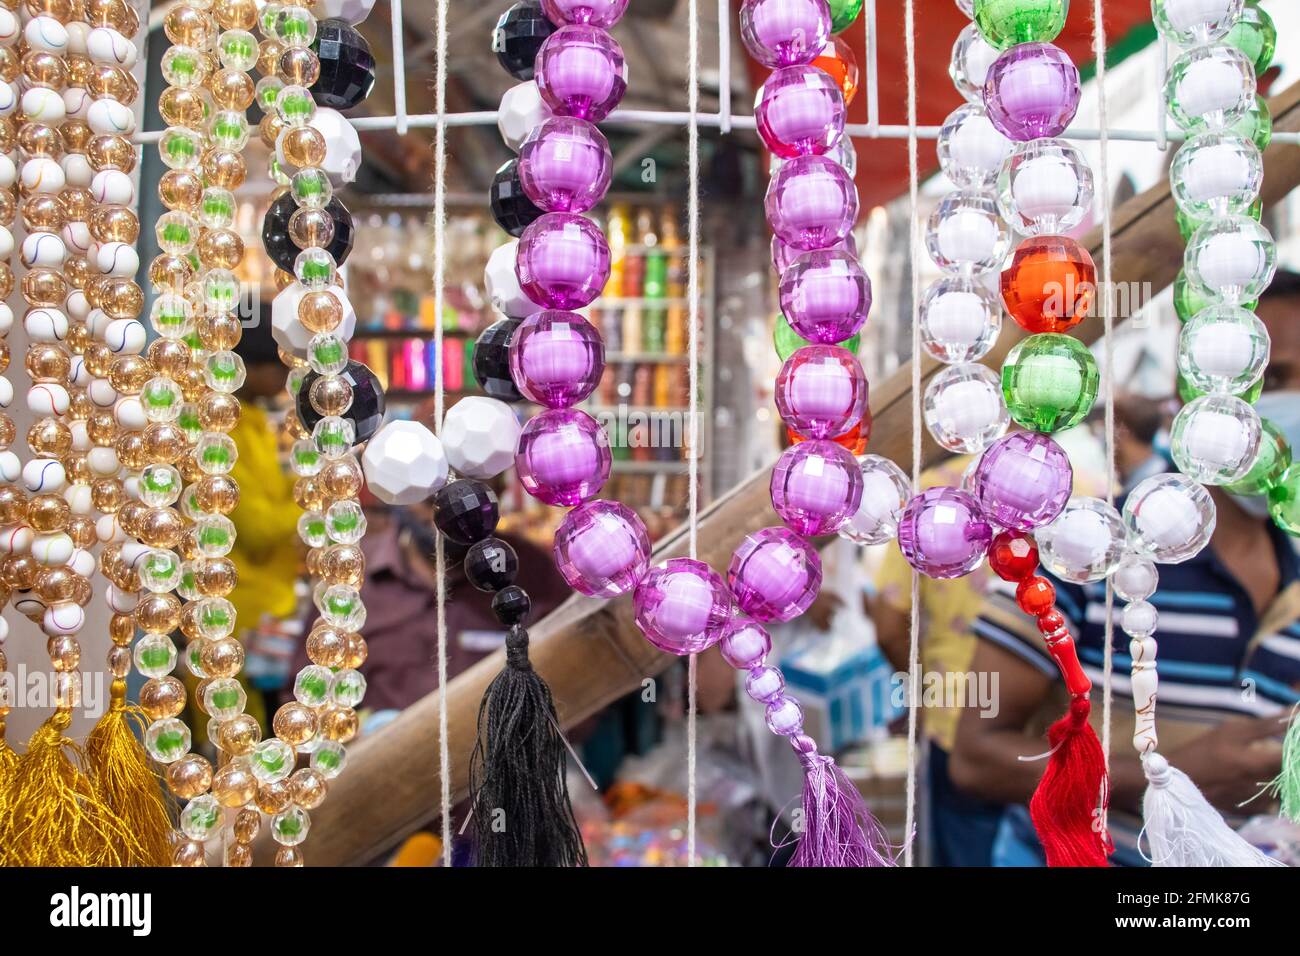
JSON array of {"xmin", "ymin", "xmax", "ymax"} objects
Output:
[
  {"xmin": 432, "ymin": 0, "xmax": 452, "ymax": 868},
  {"xmin": 902, "ymin": 0, "xmax": 923, "ymax": 870},
  {"xmin": 685, "ymin": 0, "xmax": 701, "ymax": 869}
]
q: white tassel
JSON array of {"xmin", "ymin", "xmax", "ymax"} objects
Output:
[{"xmin": 1140, "ymin": 753, "xmax": 1284, "ymax": 867}]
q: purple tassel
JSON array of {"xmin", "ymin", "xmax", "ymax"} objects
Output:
[{"xmin": 786, "ymin": 744, "xmax": 897, "ymax": 867}]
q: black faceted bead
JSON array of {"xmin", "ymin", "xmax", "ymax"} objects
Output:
[
  {"xmin": 473, "ymin": 318, "xmax": 523, "ymax": 402},
  {"xmin": 433, "ymin": 479, "xmax": 500, "ymax": 546},
  {"xmin": 262, "ymin": 191, "xmax": 355, "ymax": 274},
  {"xmin": 296, "ymin": 360, "xmax": 386, "ymax": 444},
  {"xmin": 311, "ymin": 19, "xmax": 377, "ymax": 111},
  {"xmin": 490, "ymin": 159, "xmax": 544, "ymax": 238},
  {"xmin": 464, "ymin": 537, "xmax": 519, "ymax": 592},
  {"xmin": 492, "ymin": 585, "xmax": 532, "ymax": 626},
  {"xmin": 492, "ymin": 1, "xmax": 555, "ymax": 81}
]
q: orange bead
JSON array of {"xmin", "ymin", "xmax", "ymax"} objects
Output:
[
  {"xmin": 788, "ymin": 414, "xmax": 870, "ymax": 455},
  {"xmin": 1001, "ymin": 235, "xmax": 1095, "ymax": 334},
  {"xmin": 810, "ymin": 35, "xmax": 860, "ymax": 107}
]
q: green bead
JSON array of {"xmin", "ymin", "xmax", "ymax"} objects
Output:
[
  {"xmin": 973, "ymin": 0, "xmax": 1067, "ymax": 50},
  {"xmin": 1225, "ymin": 2, "xmax": 1276, "ymax": 75},
  {"xmin": 773, "ymin": 313, "xmax": 860, "ymax": 362},
  {"xmin": 1174, "ymin": 268, "xmax": 1256, "ymax": 322},
  {"xmin": 827, "ymin": 0, "xmax": 863, "ymax": 34},
  {"xmin": 1231, "ymin": 95, "xmax": 1273, "ymax": 152},
  {"xmin": 1225, "ymin": 418, "xmax": 1290, "ymax": 497},
  {"xmin": 1176, "ymin": 371, "xmax": 1263, "ymax": 406},
  {"xmin": 1269, "ymin": 463, "xmax": 1300, "ymax": 536},
  {"xmin": 1177, "ymin": 197, "xmax": 1261, "ymax": 243},
  {"xmin": 1001, "ymin": 332, "xmax": 1099, "ymax": 433}
]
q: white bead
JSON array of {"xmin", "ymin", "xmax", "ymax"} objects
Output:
[
  {"xmin": 91, "ymin": 168, "xmax": 135, "ymax": 205},
  {"xmin": 0, "ymin": 83, "xmax": 16, "ymax": 118},
  {"xmin": 61, "ymin": 220, "xmax": 92, "ymax": 256},
  {"xmin": 0, "ymin": 8, "xmax": 17, "ymax": 46},
  {"xmin": 60, "ymin": 151, "xmax": 93, "ymax": 188},
  {"xmin": 86, "ymin": 378, "xmax": 116, "ymax": 408},
  {"xmin": 1037, "ymin": 497, "xmax": 1127, "ymax": 584},
  {"xmin": 0, "ymin": 154, "xmax": 14, "ymax": 187},
  {"xmin": 484, "ymin": 240, "xmax": 542, "ymax": 319},
  {"xmin": 115, "ymin": 396, "xmax": 147, "ymax": 430},
  {"xmin": 20, "ymin": 85, "xmax": 64, "ymax": 124},
  {"xmin": 68, "ymin": 354, "xmax": 90, "ymax": 389},
  {"xmin": 27, "ymin": 382, "xmax": 70, "ymax": 416},
  {"xmin": 923, "ymin": 362, "xmax": 1009, "ymax": 454},
  {"xmin": 1174, "ymin": 51, "xmax": 1250, "ymax": 125},
  {"xmin": 361, "ymin": 420, "xmax": 450, "ymax": 506},
  {"xmin": 24, "ymin": 16, "xmax": 68, "ymax": 54},
  {"xmin": 23, "ymin": 458, "xmax": 66, "ymax": 494},
  {"xmin": 65, "ymin": 20, "xmax": 88, "ymax": 56},
  {"xmin": 63, "ymin": 482, "xmax": 92, "ymax": 514},
  {"xmin": 919, "ymin": 276, "xmax": 1000, "ymax": 364},
  {"xmin": 66, "ymin": 548, "xmax": 95, "ymax": 578},
  {"xmin": 272, "ymin": 282, "xmax": 357, "ymax": 358},
  {"xmin": 0, "ymin": 451, "xmax": 18, "ymax": 483},
  {"xmin": 15, "ymin": 595, "xmax": 46, "ymax": 620},
  {"xmin": 498, "ymin": 81, "xmax": 553, "ymax": 153},
  {"xmin": 0, "ymin": 525, "xmax": 32, "ymax": 555},
  {"xmin": 1113, "ymin": 555, "xmax": 1158, "ymax": 602},
  {"xmin": 69, "ymin": 420, "xmax": 90, "ymax": 452},
  {"xmin": 21, "ymin": 231, "xmax": 66, "ymax": 269},
  {"xmin": 1121, "ymin": 599, "xmax": 1160, "ymax": 639},
  {"xmin": 31, "ymin": 532, "xmax": 74, "ymax": 566},
  {"xmin": 1122, "ymin": 473, "xmax": 1216, "ymax": 564},
  {"xmin": 87, "ymin": 97, "xmax": 136, "ymax": 135},
  {"xmin": 441, "ymin": 396, "xmax": 522, "ymax": 480},
  {"xmin": 1170, "ymin": 393, "xmax": 1261, "ymax": 485},
  {"xmin": 104, "ymin": 318, "xmax": 147, "ymax": 354},
  {"xmin": 0, "ymin": 302, "xmax": 10, "ymax": 335},
  {"xmin": 43, "ymin": 602, "xmax": 85, "ymax": 637},
  {"xmin": 87, "ymin": 446, "xmax": 120, "ymax": 477},
  {"xmin": 0, "ymin": 224, "xmax": 12, "ymax": 260},
  {"xmin": 315, "ymin": 0, "xmax": 378, "ymax": 24},
  {"xmin": 85, "ymin": 26, "xmax": 135, "ymax": 68},
  {"xmin": 1156, "ymin": 0, "xmax": 1241, "ymax": 43},
  {"xmin": 938, "ymin": 104, "xmax": 1010, "ymax": 189},
  {"xmin": 65, "ymin": 289, "xmax": 91, "ymax": 322},
  {"xmin": 23, "ymin": 307, "xmax": 67, "ymax": 342},
  {"xmin": 105, "ymin": 584, "xmax": 137, "ymax": 614},
  {"xmin": 95, "ymin": 241, "xmax": 140, "ymax": 277},
  {"xmin": 89, "ymin": 309, "xmax": 113, "ymax": 340},
  {"xmin": 21, "ymin": 156, "xmax": 64, "ymax": 194},
  {"xmin": 838, "ymin": 455, "xmax": 912, "ymax": 545},
  {"xmin": 96, "ymin": 513, "xmax": 125, "ymax": 544},
  {"xmin": 0, "ymin": 378, "xmax": 12, "ymax": 408}
]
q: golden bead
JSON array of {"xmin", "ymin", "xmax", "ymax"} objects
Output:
[
  {"xmin": 22, "ymin": 268, "xmax": 68, "ymax": 308},
  {"xmin": 2, "ymin": 554, "xmax": 39, "ymax": 590},
  {"xmin": 288, "ymin": 206, "xmax": 334, "ymax": 250},
  {"xmin": 319, "ymin": 458, "xmax": 363, "ymax": 501},
  {"xmin": 22, "ymin": 194, "xmax": 62, "ymax": 231},
  {"xmin": 273, "ymin": 268, "xmax": 296, "ymax": 293},
  {"xmin": 99, "ymin": 278, "xmax": 143, "ymax": 319},
  {"xmin": 345, "ymin": 633, "xmax": 368, "ymax": 669},
  {"xmin": 195, "ymin": 311, "xmax": 242, "ymax": 351},
  {"xmin": 193, "ymin": 474, "xmax": 240, "ymax": 517},
  {"xmin": 306, "ymin": 624, "xmax": 349, "ymax": 668},
  {"xmin": 147, "ymin": 338, "xmax": 191, "ymax": 379},
  {"xmin": 141, "ymin": 676, "xmax": 188, "ymax": 721},
  {"xmin": 0, "ymin": 486, "xmax": 26, "ymax": 525},
  {"xmin": 232, "ymin": 807, "xmax": 261, "ymax": 843},
  {"xmin": 289, "ymin": 767, "xmax": 328, "ymax": 809},
  {"xmin": 296, "ymin": 290, "xmax": 342, "ymax": 335},
  {"xmin": 17, "ymin": 119, "xmax": 61, "ymax": 156},
  {"xmin": 149, "ymin": 253, "xmax": 194, "ymax": 294},
  {"xmin": 293, "ymin": 476, "xmax": 326, "ymax": 512},
  {"xmin": 88, "ymin": 134, "xmax": 137, "ymax": 173},
  {"xmin": 63, "ymin": 54, "xmax": 92, "ymax": 89},
  {"xmin": 259, "ymin": 111, "xmax": 286, "ymax": 149},
  {"xmin": 92, "ymin": 206, "xmax": 140, "ymax": 244},
  {"xmin": 280, "ymin": 125, "xmax": 326, "ymax": 169},
  {"xmin": 66, "ymin": 515, "xmax": 96, "ymax": 550},
  {"xmin": 58, "ymin": 187, "xmax": 93, "ymax": 225},
  {"xmin": 27, "ymin": 493, "xmax": 69, "ymax": 533},
  {"xmin": 211, "ymin": 761, "xmax": 257, "ymax": 807},
  {"xmin": 272, "ymin": 701, "xmax": 318, "ymax": 746},
  {"xmin": 278, "ymin": 46, "xmax": 319, "ymax": 86},
  {"xmin": 81, "ymin": 342, "xmax": 113, "ymax": 377},
  {"xmin": 166, "ymin": 753, "xmax": 213, "ymax": 800},
  {"xmin": 212, "ymin": 0, "xmax": 257, "ymax": 30},
  {"xmin": 108, "ymin": 610, "xmax": 134, "ymax": 646},
  {"xmin": 257, "ymin": 37, "xmax": 283, "ymax": 75},
  {"xmin": 201, "ymin": 149, "xmax": 246, "ymax": 190},
  {"xmin": 309, "ymin": 374, "xmax": 352, "ymax": 419},
  {"xmin": 36, "ymin": 565, "xmax": 77, "ymax": 601},
  {"xmin": 25, "ymin": 343, "xmax": 71, "ymax": 382},
  {"xmin": 163, "ymin": 2, "xmax": 214, "ymax": 47},
  {"xmin": 192, "ymin": 554, "xmax": 237, "ymax": 594},
  {"xmin": 218, "ymin": 712, "xmax": 261, "ymax": 755},
  {"xmin": 320, "ymin": 544, "xmax": 365, "ymax": 587},
  {"xmin": 47, "ymin": 634, "xmax": 80, "ymax": 672},
  {"xmin": 0, "ymin": 414, "xmax": 14, "ymax": 450},
  {"xmin": 63, "ymin": 256, "xmax": 90, "ymax": 289},
  {"xmin": 176, "ymin": 365, "xmax": 208, "ymax": 401},
  {"xmin": 28, "ymin": 418, "xmax": 72, "ymax": 458},
  {"xmin": 196, "ymin": 227, "xmax": 243, "ymax": 270},
  {"xmin": 159, "ymin": 168, "xmax": 203, "ymax": 212},
  {"xmin": 173, "ymin": 841, "xmax": 206, "ymax": 867},
  {"xmin": 0, "ymin": 48, "xmax": 17, "ymax": 84},
  {"xmin": 225, "ymin": 843, "xmax": 253, "ymax": 868},
  {"xmin": 209, "ymin": 68, "xmax": 255, "ymax": 110},
  {"xmin": 318, "ymin": 705, "xmax": 358, "ymax": 743},
  {"xmin": 200, "ymin": 638, "xmax": 244, "ymax": 679},
  {"xmin": 255, "ymin": 779, "xmax": 294, "ymax": 814},
  {"xmin": 274, "ymin": 846, "xmax": 303, "ymax": 867},
  {"xmin": 135, "ymin": 592, "xmax": 182, "ymax": 633},
  {"xmin": 106, "ymin": 644, "xmax": 131, "ymax": 677},
  {"xmin": 87, "ymin": 412, "xmax": 120, "ymax": 448},
  {"xmin": 141, "ymin": 422, "xmax": 187, "ymax": 465}
]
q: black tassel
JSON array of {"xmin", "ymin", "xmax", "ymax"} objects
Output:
[{"xmin": 469, "ymin": 625, "xmax": 587, "ymax": 867}]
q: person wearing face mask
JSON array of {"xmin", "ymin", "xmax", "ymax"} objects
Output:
[{"xmin": 949, "ymin": 271, "xmax": 1300, "ymax": 866}]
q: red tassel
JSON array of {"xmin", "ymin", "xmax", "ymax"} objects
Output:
[{"xmin": 1029, "ymin": 697, "xmax": 1112, "ymax": 867}]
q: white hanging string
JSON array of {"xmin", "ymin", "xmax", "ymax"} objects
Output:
[
  {"xmin": 902, "ymin": 0, "xmax": 923, "ymax": 869},
  {"xmin": 685, "ymin": 0, "xmax": 702, "ymax": 868},
  {"xmin": 431, "ymin": 0, "xmax": 452, "ymax": 868},
  {"xmin": 1091, "ymin": 0, "xmax": 1117, "ymax": 829}
]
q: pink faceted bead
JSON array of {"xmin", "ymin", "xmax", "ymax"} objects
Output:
[
  {"xmin": 719, "ymin": 617, "xmax": 772, "ymax": 669},
  {"xmin": 774, "ymin": 344, "xmax": 867, "ymax": 439},
  {"xmin": 766, "ymin": 154, "xmax": 859, "ymax": 251},
  {"xmin": 740, "ymin": 0, "xmax": 831, "ymax": 68},
  {"xmin": 518, "ymin": 117, "xmax": 612, "ymax": 213},
  {"xmin": 553, "ymin": 498, "xmax": 650, "ymax": 597},
  {"xmin": 772, "ymin": 231, "xmax": 855, "ymax": 274},
  {"xmin": 756, "ymin": 65, "xmax": 846, "ymax": 158},
  {"xmin": 770, "ymin": 439, "xmax": 863, "ymax": 535},
  {"xmin": 897, "ymin": 486, "xmax": 992, "ymax": 579},
  {"xmin": 541, "ymin": 0, "xmax": 628, "ymax": 28},
  {"xmin": 516, "ymin": 212, "xmax": 612, "ymax": 310},
  {"xmin": 509, "ymin": 310, "xmax": 605, "ymax": 408},
  {"xmin": 634, "ymin": 558, "xmax": 732, "ymax": 655},
  {"xmin": 971, "ymin": 431, "xmax": 1073, "ymax": 532},
  {"xmin": 779, "ymin": 249, "xmax": 871, "ymax": 343},
  {"xmin": 728, "ymin": 526, "xmax": 823, "ymax": 623},
  {"xmin": 515, "ymin": 407, "xmax": 611, "ymax": 506},
  {"xmin": 535, "ymin": 24, "xmax": 628, "ymax": 122}
]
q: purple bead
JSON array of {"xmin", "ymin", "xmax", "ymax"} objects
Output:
[
  {"xmin": 719, "ymin": 618, "xmax": 772, "ymax": 669},
  {"xmin": 756, "ymin": 65, "xmax": 846, "ymax": 158},
  {"xmin": 897, "ymin": 487, "xmax": 992, "ymax": 579},
  {"xmin": 971, "ymin": 431, "xmax": 1073, "ymax": 531},
  {"xmin": 740, "ymin": 0, "xmax": 831, "ymax": 68},
  {"xmin": 516, "ymin": 212, "xmax": 612, "ymax": 310},
  {"xmin": 509, "ymin": 310, "xmax": 605, "ymax": 408},
  {"xmin": 633, "ymin": 558, "xmax": 732, "ymax": 655},
  {"xmin": 541, "ymin": 0, "xmax": 628, "ymax": 28},
  {"xmin": 553, "ymin": 499, "xmax": 650, "ymax": 597},
  {"xmin": 766, "ymin": 154, "xmax": 859, "ymax": 252},
  {"xmin": 779, "ymin": 249, "xmax": 871, "ymax": 343},
  {"xmin": 775, "ymin": 345, "xmax": 867, "ymax": 439},
  {"xmin": 728, "ymin": 526, "xmax": 823, "ymax": 623},
  {"xmin": 771, "ymin": 439, "xmax": 863, "ymax": 535},
  {"xmin": 518, "ymin": 117, "xmax": 612, "ymax": 213},
  {"xmin": 515, "ymin": 407, "xmax": 611, "ymax": 506},
  {"xmin": 535, "ymin": 24, "xmax": 628, "ymax": 122},
  {"xmin": 983, "ymin": 42, "xmax": 1081, "ymax": 142},
  {"xmin": 745, "ymin": 665, "xmax": 786, "ymax": 703},
  {"xmin": 772, "ymin": 231, "xmax": 856, "ymax": 274},
  {"xmin": 765, "ymin": 694, "xmax": 805, "ymax": 736}
]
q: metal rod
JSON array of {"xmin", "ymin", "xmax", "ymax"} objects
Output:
[
  {"xmin": 717, "ymin": 0, "xmax": 732, "ymax": 134},
  {"xmin": 865, "ymin": 0, "xmax": 880, "ymax": 134},
  {"xmin": 391, "ymin": 0, "xmax": 409, "ymax": 135}
]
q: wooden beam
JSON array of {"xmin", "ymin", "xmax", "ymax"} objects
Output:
[{"xmin": 298, "ymin": 80, "xmax": 1300, "ymax": 866}]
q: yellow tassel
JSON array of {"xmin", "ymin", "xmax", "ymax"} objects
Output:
[
  {"xmin": 84, "ymin": 681, "xmax": 174, "ymax": 866},
  {"xmin": 0, "ymin": 710, "xmax": 150, "ymax": 867},
  {"xmin": 0, "ymin": 719, "xmax": 17, "ymax": 854}
]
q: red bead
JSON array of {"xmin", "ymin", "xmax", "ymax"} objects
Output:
[
  {"xmin": 1036, "ymin": 609, "xmax": 1066, "ymax": 635},
  {"xmin": 788, "ymin": 414, "xmax": 870, "ymax": 455},
  {"xmin": 988, "ymin": 530, "xmax": 1038, "ymax": 581},
  {"xmin": 1001, "ymin": 235, "xmax": 1096, "ymax": 334},
  {"xmin": 1016, "ymin": 575, "xmax": 1056, "ymax": 616},
  {"xmin": 810, "ymin": 35, "xmax": 860, "ymax": 106}
]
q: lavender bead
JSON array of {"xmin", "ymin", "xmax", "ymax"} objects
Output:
[
  {"xmin": 983, "ymin": 42, "xmax": 1081, "ymax": 142},
  {"xmin": 728, "ymin": 526, "xmax": 823, "ymax": 623},
  {"xmin": 766, "ymin": 154, "xmax": 858, "ymax": 252},
  {"xmin": 515, "ymin": 407, "xmax": 611, "ymax": 506},
  {"xmin": 509, "ymin": 310, "xmax": 605, "ymax": 408},
  {"xmin": 774, "ymin": 344, "xmax": 867, "ymax": 439},
  {"xmin": 719, "ymin": 618, "xmax": 772, "ymax": 669},
  {"xmin": 553, "ymin": 498, "xmax": 650, "ymax": 597},
  {"xmin": 756, "ymin": 65, "xmax": 846, "ymax": 158},
  {"xmin": 770, "ymin": 439, "xmax": 863, "ymax": 535},
  {"xmin": 897, "ymin": 486, "xmax": 992, "ymax": 579},
  {"xmin": 746, "ymin": 665, "xmax": 786, "ymax": 703},
  {"xmin": 535, "ymin": 24, "xmax": 628, "ymax": 122},
  {"xmin": 518, "ymin": 117, "xmax": 612, "ymax": 213},
  {"xmin": 740, "ymin": 0, "xmax": 831, "ymax": 68},
  {"xmin": 765, "ymin": 694, "xmax": 805, "ymax": 736},
  {"xmin": 971, "ymin": 431, "xmax": 1073, "ymax": 531},
  {"xmin": 772, "ymin": 231, "xmax": 856, "ymax": 274},
  {"xmin": 779, "ymin": 248, "xmax": 871, "ymax": 343},
  {"xmin": 541, "ymin": 0, "xmax": 628, "ymax": 28},
  {"xmin": 516, "ymin": 212, "xmax": 611, "ymax": 310},
  {"xmin": 633, "ymin": 558, "xmax": 731, "ymax": 655}
]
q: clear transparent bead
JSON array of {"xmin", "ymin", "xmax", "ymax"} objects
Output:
[
  {"xmin": 290, "ymin": 438, "xmax": 324, "ymax": 476},
  {"xmin": 319, "ymin": 583, "xmax": 366, "ymax": 631},
  {"xmin": 202, "ymin": 269, "xmax": 241, "ymax": 315},
  {"xmin": 295, "ymin": 247, "xmax": 337, "ymax": 289},
  {"xmin": 311, "ymin": 740, "xmax": 347, "ymax": 779},
  {"xmin": 195, "ymin": 596, "xmax": 237, "ymax": 640},
  {"xmin": 196, "ymin": 433, "xmax": 238, "ymax": 475},
  {"xmin": 250, "ymin": 738, "xmax": 295, "ymax": 783},
  {"xmin": 145, "ymin": 717, "xmax": 191, "ymax": 763},
  {"xmin": 919, "ymin": 276, "xmax": 1001, "ymax": 363},
  {"xmin": 177, "ymin": 561, "xmax": 200, "ymax": 601},
  {"xmin": 275, "ymin": 5, "xmax": 317, "ymax": 48},
  {"xmin": 326, "ymin": 500, "xmax": 366, "ymax": 545},
  {"xmin": 330, "ymin": 668, "xmax": 367, "ymax": 708},
  {"xmin": 195, "ymin": 515, "xmax": 236, "ymax": 558},
  {"xmin": 185, "ymin": 640, "xmax": 209, "ymax": 679},
  {"xmin": 295, "ymin": 665, "xmax": 334, "ymax": 707},
  {"xmin": 1121, "ymin": 599, "xmax": 1159, "ymax": 639},
  {"xmin": 1113, "ymin": 555, "xmax": 1159, "ymax": 602},
  {"xmin": 198, "ymin": 187, "xmax": 236, "ymax": 229},
  {"xmin": 139, "ymin": 463, "xmax": 182, "ymax": 507},
  {"xmin": 155, "ymin": 212, "xmax": 199, "ymax": 255},
  {"xmin": 1177, "ymin": 304, "xmax": 1269, "ymax": 394},
  {"xmin": 1166, "ymin": 43, "xmax": 1255, "ymax": 133},
  {"xmin": 1153, "ymin": 0, "xmax": 1243, "ymax": 46},
  {"xmin": 179, "ymin": 793, "xmax": 221, "ymax": 841},
  {"xmin": 134, "ymin": 632, "xmax": 178, "ymax": 679},
  {"xmin": 160, "ymin": 45, "xmax": 209, "ymax": 89},
  {"xmin": 1171, "ymin": 132, "xmax": 1262, "ymax": 220},
  {"xmin": 313, "ymin": 415, "xmax": 355, "ymax": 460},
  {"xmin": 275, "ymin": 83, "xmax": 316, "ymax": 127},
  {"xmin": 997, "ymin": 138, "xmax": 1094, "ymax": 235},
  {"xmin": 949, "ymin": 22, "xmax": 999, "ymax": 104},
  {"xmin": 1036, "ymin": 497, "xmax": 1125, "ymax": 584},
  {"xmin": 298, "ymin": 511, "xmax": 328, "ymax": 548},
  {"xmin": 291, "ymin": 167, "xmax": 333, "ymax": 209},
  {"xmin": 217, "ymin": 28, "xmax": 259, "ymax": 71},
  {"xmin": 140, "ymin": 548, "xmax": 183, "ymax": 593},
  {"xmin": 209, "ymin": 110, "xmax": 249, "ymax": 152},
  {"xmin": 203, "ymin": 676, "xmax": 247, "ymax": 721},
  {"xmin": 255, "ymin": 75, "xmax": 284, "ymax": 113},
  {"xmin": 271, "ymin": 806, "xmax": 311, "ymax": 846},
  {"xmin": 937, "ymin": 103, "xmax": 1011, "ymax": 189},
  {"xmin": 838, "ymin": 454, "xmax": 912, "ymax": 545},
  {"xmin": 307, "ymin": 333, "xmax": 348, "ymax": 375},
  {"xmin": 158, "ymin": 126, "xmax": 204, "ymax": 170},
  {"xmin": 204, "ymin": 350, "xmax": 246, "ymax": 393},
  {"xmin": 1123, "ymin": 473, "xmax": 1216, "ymax": 564},
  {"xmin": 149, "ymin": 292, "xmax": 194, "ymax": 340},
  {"xmin": 140, "ymin": 376, "xmax": 184, "ymax": 423},
  {"xmin": 1171, "ymin": 393, "xmax": 1261, "ymax": 485},
  {"xmin": 925, "ymin": 189, "xmax": 1009, "ymax": 275},
  {"xmin": 923, "ymin": 362, "xmax": 1009, "ymax": 453},
  {"xmin": 1185, "ymin": 214, "xmax": 1276, "ymax": 305}
]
